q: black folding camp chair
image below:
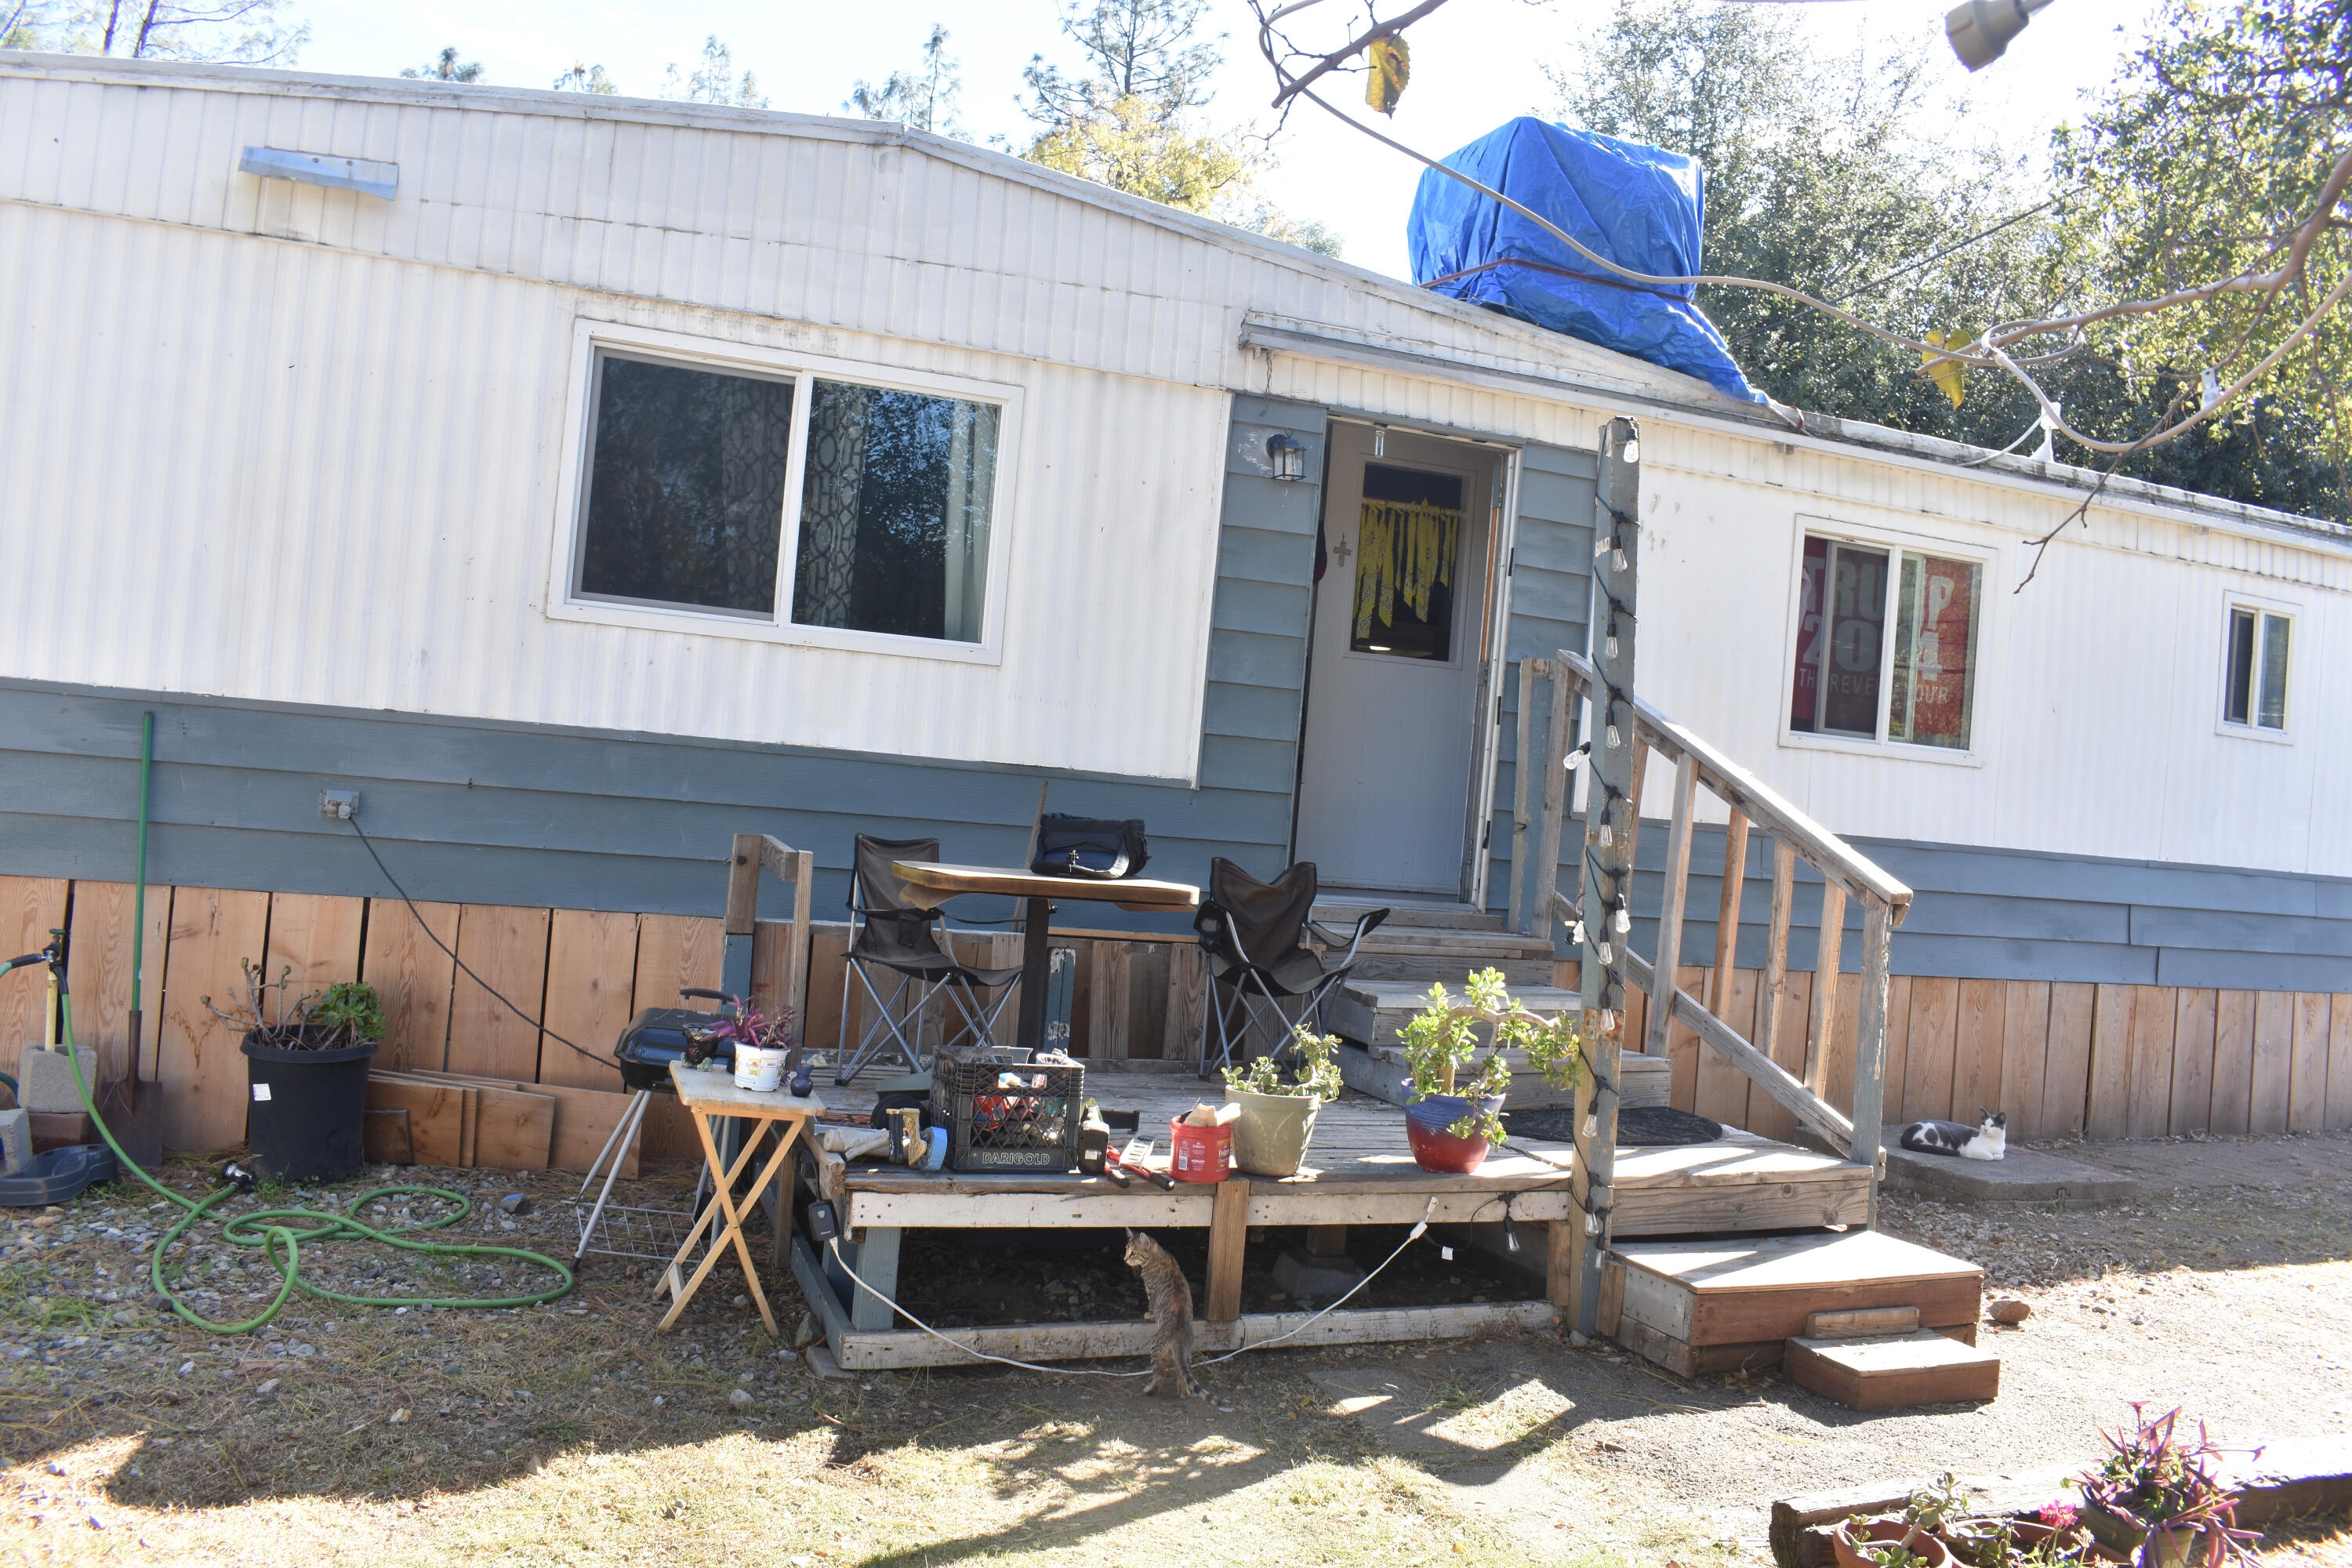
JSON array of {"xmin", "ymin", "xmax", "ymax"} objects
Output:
[
  {"xmin": 1192, "ymin": 858, "xmax": 1388, "ymax": 1076},
  {"xmin": 835, "ymin": 834, "xmax": 1023, "ymax": 1084}
]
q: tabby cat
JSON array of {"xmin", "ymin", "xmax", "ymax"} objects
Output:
[{"xmin": 1123, "ymin": 1229, "xmax": 1198, "ymax": 1398}]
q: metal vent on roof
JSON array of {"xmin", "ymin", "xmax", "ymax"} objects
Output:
[{"xmin": 238, "ymin": 147, "xmax": 397, "ymax": 200}]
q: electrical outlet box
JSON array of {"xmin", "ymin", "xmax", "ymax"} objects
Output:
[{"xmin": 320, "ymin": 789, "xmax": 360, "ymax": 820}]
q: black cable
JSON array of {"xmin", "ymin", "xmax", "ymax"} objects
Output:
[{"xmin": 345, "ymin": 816, "xmax": 613, "ymax": 1073}]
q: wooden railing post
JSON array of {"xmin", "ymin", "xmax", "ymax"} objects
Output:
[
  {"xmin": 1642, "ymin": 752, "xmax": 1698, "ymax": 1060},
  {"xmin": 725, "ymin": 833, "xmax": 815, "ymax": 1022},
  {"xmin": 1805, "ymin": 881, "xmax": 1847, "ymax": 1099},
  {"xmin": 1755, "ymin": 837, "xmax": 1796, "ymax": 1071},
  {"xmin": 1509, "ymin": 656, "xmax": 1540, "ymax": 934},
  {"xmin": 1710, "ymin": 811, "xmax": 1749, "ymax": 1010},
  {"xmin": 1533, "ymin": 659, "xmax": 1572, "ymax": 939},
  {"xmin": 1852, "ymin": 898, "xmax": 1894, "ymax": 1226},
  {"xmin": 1570, "ymin": 416, "xmax": 1640, "ymax": 1340}
]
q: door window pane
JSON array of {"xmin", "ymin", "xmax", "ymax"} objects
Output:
[
  {"xmin": 1349, "ymin": 463, "xmax": 1465, "ymax": 659},
  {"xmin": 1820, "ymin": 543, "xmax": 1888, "ymax": 737},
  {"xmin": 577, "ymin": 354, "xmax": 794, "ymax": 615},
  {"xmin": 2257, "ymin": 612, "xmax": 2290, "ymax": 729},
  {"xmin": 2224, "ymin": 608, "xmax": 2257, "ymax": 724},
  {"xmin": 1889, "ymin": 553, "xmax": 1981, "ymax": 750},
  {"xmin": 793, "ymin": 380, "xmax": 1000, "ymax": 643}
]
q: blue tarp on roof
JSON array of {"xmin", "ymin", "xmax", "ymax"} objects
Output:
[{"xmin": 1407, "ymin": 117, "xmax": 1764, "ymax": 404}]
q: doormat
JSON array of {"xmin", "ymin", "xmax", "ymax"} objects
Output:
[{"xmin": 1501, "ymin": 1105, "xmax": 1724, "ymax": 1146}]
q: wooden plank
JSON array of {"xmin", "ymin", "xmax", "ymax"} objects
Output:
[
  {"xmin": 2125, "ymin": 985, "xmax": 2177, "ymax": 1138},
  {"xmin": 1621, "ymin": 946, "xmax": 1853, "ymax": 1150},
  {"xmin": 1642, "ymin": 752, "xmax": 1700, "ymax": 1060},
  {"xmin": 1851, "ymin": 902, "xmax": 1894, "ymax": 1190},
  {"xmin": 1786, "ymin": 1332, "xmax": 1999, "ymax": 1412},
  {"xmin": 1879, "ymin": 975, "xmax": 1913, "ymax": 1124},
  {"xmin": 538, "ymin": 909, "xmax": 639, "ymax": 1092},
  {"xmin": 2084, "ymin": 983, "xmax": 2136, "ymax": 1140},
  {"xmin": 396, "ymin": 1069, "xmax": 639, "ymax": 1177},
  {"xmin": 365, "ymin": 1076, "xmax": 466, "ymax": 1167},
  {"xmin": 2288, "ymin": 993, "xmax": 2332, "ymax": 1134},
  {"xmin": 1206, "ymin": 1178, "xmax": 1250, "ymax": 1323},
  {"xmin": 1533, "ymin": 658, "xmax": 1572, "ymax": 936},
  {"xmin": 2249, "ymin": 990, "xmax": 2295, "ymax": 1134},
  {"xmin": 1509, "ymin": 655, "xmax": 1537, "ymax": 934},
  {"xmin": 1664, "ymin": 962, "xmax": 1704, "ymax": 1114},
  {"xmin": 1803, "ymin": 1306, "xmax": 1921, "ymax": 1340},
  {"xmin": 1162, "ymin": 943, "xmax": 1208, "ymax": 1069},
  {"xmin": 457, "ymin": 1083, "xmax": 478, "ymax": 1168},
  {"xmin": 725, "ymin": 833, "xmax": 764, "ymax": 935},
  {"xmin": 1127, "ymin": 942, "xmax": 1171, "ymax": 1059},
  {"xmin": 263, "ymin": 893, "xmax": 366, "ymax": 995},
  {"xmin": 1998, "ymin": 982, "xmax": 2052, "ymax": 1138},
  {"xmin": 361, "ymin": 898, "xmax": 458, "ymax": 1073},
  {"xmin": 0, "ymin": 877, "xmax": 71, "ymax": 1080},
  {"xmin": 634, "ymin": 913, "xmax": 724, "ymax": 1014},
  {"xmin": 1903, "ymin": 977, "xmax": 1959, "ymax": 1124},
  {"xmin": 448, "ymin": 904, "xmax": 550, "ymax": 1083},
  {"xmin": 830, "ymin": 1299, "xmax": 1560, "ymax": 1371},
  {"xmin": 2330, "ymin": 994, "xmax": 2352, "ymax": 1133},
  {"xmin": 1087, "ymin": 940, "xmax": 1133, "ymax": 1061},
  {"xmin": 2167, "ymin": 989, "xmax": 2218, "ymax": 1136},
  {"xmin": 750, "ymin": 918, "xmax": 800, "ymax": 1027},
  {"xmin": 1736, "ymin": 967, "xmax": 1795, "ymax": 1141},
  {"xmin": 803, "ymin": 927, "xmax": 853, "ymax": 1066},
  {"xmin": 1711, "ymin": 811, "xmax": 1750, "ymax": 1009},
  {"xmin": 469, "ymin": 1083, "xmax": 555, "ymax": 1171},
  {"xmin": 1696, "ymin": 964, "xmax": 1757, "ymax": 1131},
  {"xmin": 362, "ymin": 1106, "xmax": 413, "ymax": 1164},
  {"xmin": 62, "ymin": 880, "xmax": 169, "ymax": 1086},
  {"xmin": 1804, "ymin": 882, "xmax": 1846, "ymax": 1097},
  {"xmin": 848, "ymin": 1185, "xmax": 1215, "ymax": 1232},
  {"xmin": 2207, "ymin": 991, "xmax": 2257, "ymax": 1135},
  {"xmin": 1819, "ymin": 972, "xmax": 1858, "ymax": 1117},
  {"xmin": 2042, "ymin": 982, "xmax": 2095, "ymax": 1136},
  {"xmin": 1951, "ymin": 978, "xmax": 2005, "ymax": 1125},
  {"xmin": 154, "ymin": 887, "xmax": 272, "ymax": 1152},
  {"xmin": 1755, "ymin": 839, "xmax": 1796, "ymax": 1073}
]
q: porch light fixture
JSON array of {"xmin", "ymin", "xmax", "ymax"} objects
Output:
[
  {"xmin": 1373, "ymin": 423, "xmax": 1388, "ymax": 458},
  {"xmin": 1265, "ymin": 431, "xmax": 1307, "ymax": 481},
  {"xmin": 1945, "ymin": 0, "xmax": 2054, "ymax": 71}
]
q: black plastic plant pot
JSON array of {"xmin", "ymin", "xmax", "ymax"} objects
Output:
[{"xmin": 241, "ymin": 1027, "xmax": 379, "ymax": 1182}]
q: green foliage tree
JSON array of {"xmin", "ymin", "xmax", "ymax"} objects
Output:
[
  {"xmin": 2, "ymin": 0, "xmax": 306, "ymax": 64},
  {"xmin": 401, "ymin": 45, "xmax": 480, "ymax": 83},
  {"xmin": 847, "ymin": 23, "xmax": 963, "ymax": 136},
  {"xmin": 662, "ymin": 34, "xmax": 765, "ymax": 111},
  {"xmin": 553, "ymin": 61, "xmax": 617, "ymax": 96},
  {"xmin": 1022, "ymin": 0, "xmax": 1220, "ymax": 130}
]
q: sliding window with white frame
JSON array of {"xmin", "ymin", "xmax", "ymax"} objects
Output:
[
  {"xmin": 1784, "ymin": 524, "xmax": 1989, "ymax": 757},
  {"xmin": 548, "ymin": 322, "xmax": 1021, "ymax": 662}
]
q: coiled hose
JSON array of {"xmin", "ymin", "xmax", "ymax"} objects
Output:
[{"xmin": 7, "ymin": 949, "xmax": 573, "ymax": 1333}]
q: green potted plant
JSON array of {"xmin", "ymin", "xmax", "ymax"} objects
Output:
[
  {"xmin": 1833, "ymin": 1516, "xmax": 1955, "ymax": 1568},
  {"xmin": 206, "ymin": 963, "xmax": 385, "ymax": 1182},
  {"xmin": 2077, "ymin": 1406, "xmax": 2258, "ymax": 1568},
  {"xmin": 1395, "ymin": 967, "xmax": 1581, "ymax": 1174},
  {"xmin": 1222, "ymin": 1023, "xmax": 1341, "ymax": 1177}
]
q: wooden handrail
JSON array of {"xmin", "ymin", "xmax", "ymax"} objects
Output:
[
  {"xmin": 1552, "ymin": 648, "xmax": 1914, "ymax": 920},
  {"xmin": 727, "ymin": 833, "xmax": 817, "ymax": 1022}
]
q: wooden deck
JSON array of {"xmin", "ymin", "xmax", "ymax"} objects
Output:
[{"xmin": 786, "ymin": 1074, "xmax": 1872, "ymax": 1370}]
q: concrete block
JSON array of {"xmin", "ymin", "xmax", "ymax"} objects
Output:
[
  {"xmin": 1880, "ymin": 1127, "xmax": 2140, "ymax": 1209},
  {"xmin": 15, "ymin": 1048, "xmax": 97, "ymax": 1114},
  {"xmin": 0, "ymin": 1108, "xmax": 26, "ymax": 1173}
]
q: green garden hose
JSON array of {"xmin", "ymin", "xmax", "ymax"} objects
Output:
[{"xmin": 6, "ymin": 949, "xmax": 574, "ymax": 1334}]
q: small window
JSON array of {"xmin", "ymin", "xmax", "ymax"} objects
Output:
[
  {"xmin": 1789, "ymin": 532, "xmax": 1982, "ymax": 750},
  {"xmin": 577, "ymin": 354, "xmax": 796, "ymax": 617},
  {"xmin": 568, "ymin": 343, "xmax": 1007, "ymax": 648},
  {"xmin": 2223, "ymin": 604, "xmax": 2291, "ymax": 731},
  {"xmin": 1349, "ymin": 463, "xmax": 1465, "ymax": 659},
  {"xmin": 792, "ymin": 381, "xmax": 1000, "ymax": 643}
]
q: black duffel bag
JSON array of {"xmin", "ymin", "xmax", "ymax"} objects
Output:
[{"xmin": 1029, "ymin": 813, "xmax": 1151, "ymax": 880}]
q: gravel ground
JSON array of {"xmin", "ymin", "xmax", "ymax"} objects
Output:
[{"xmin": 0, "ymin": 1134, "xmax": 2344, "ymax": 1564}]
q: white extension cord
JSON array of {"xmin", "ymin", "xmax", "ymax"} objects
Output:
[{"xmin": 819, "ymin": 1195, "xmax": 1438, "ymax": 1380}]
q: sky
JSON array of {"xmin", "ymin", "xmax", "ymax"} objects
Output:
[{"xmin": 290, "ymin": 0, "xmax": 2172, "ymax": 282}]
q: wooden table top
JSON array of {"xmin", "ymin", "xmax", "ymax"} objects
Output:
[
  {"xmin": 891, "ymin": 859, "xmax": 1201, "ymax": 912},
  {"xmin": 668, "ymin": 1060, "xmax": 829, "ymax": 1118}
]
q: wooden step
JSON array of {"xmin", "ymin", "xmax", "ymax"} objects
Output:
[
  {"xmin": 1603, "ymin": 1232, "xmax": 1984, "ymax": 1379},
  {"xmin": 1312, "ymin": 895, "xmax": 1504, "ymax": 932},
  {"xmin": 1327, "ymin": 979, "xmax": 1580, "ymax": 1052},
  {"xmin": 1330, "ymin": 981, "xmax": 1670, "ymax": 1109},
  {"xmin": 1785, "ymin": 1330, "xmax": 2001, "ymax": 1410}
]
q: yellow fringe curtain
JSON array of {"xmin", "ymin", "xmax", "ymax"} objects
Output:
[{"xmin": 1352, "ymin": 499, "xmax": 1461, "ymax": 640}]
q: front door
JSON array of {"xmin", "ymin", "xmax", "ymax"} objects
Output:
[{"xmin": 1294, "ymin": 423, "xmax": 1492, "ymax": 895}]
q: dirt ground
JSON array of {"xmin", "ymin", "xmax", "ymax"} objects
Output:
[{"xmin": 2, "ymin": 1131, "xmax": 2347, "ymax": 1566}]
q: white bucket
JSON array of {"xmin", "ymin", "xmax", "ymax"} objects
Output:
[{"xmin": 732, "ymin": 1044, "xmax": 788, "ymax": 1093}]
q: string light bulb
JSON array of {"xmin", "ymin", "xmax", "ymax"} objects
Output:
[
  {"xmin": 1584, "ymin": 1210, "xmax": 1602, "ymax": 1236},
  {"xmin": 1598, "ymin": 824, "xmax": 1613, "ymax": 847},
  {"xmin": 1598, "ymin": 940, "xmax": 1613, "ymax": 964},
  {"xmin": 1563, "ymin": 742, "xmax": 1588, "ymax": 771},
  {"xmin": 1613, "ymin": 544, "xmax": 1628, "ymax": 571},
  {"xmin": 1606, "ymin": 721, "xmax": 1621, "ymax": 748},
  {"xmin": 1613, "ymin": 903, "xmax": 1632, "ymax": 936},
  {"xmin": 1582, "ymin": 1112, "xmax": 1599, "ymax": 1139},
  {"xmin": 1570, "ymin": 920, "xmax": 1587, "ymax": 946},
  {"xmin": 1621, "ymin": 438, "xmax": 1640, "ymax": 466},
  {"xmin": 1601, "ymin": 1010, "xmax": 1616, "ymax": 1032}
]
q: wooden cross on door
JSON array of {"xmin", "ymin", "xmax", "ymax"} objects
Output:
[{"xmin": 1328, "ymin": 536, "xmax": 1352, "ymax": 569}]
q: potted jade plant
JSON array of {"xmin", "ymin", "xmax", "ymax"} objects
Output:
[
  {"xmin": 1396, "ymin": 967, "xmax": 1581, "ymax": 1174},
  {"xmin": 1223, "ymin": 1023, "xmax": 1341, "ymax": 1178},
  {"xmin": 2078, "ymin": 1406, "xmax": 2257, "ymax": 1568},
  {"xmin": 207, "ymin": 963, "xmax": 385, "ymax": 1182}
]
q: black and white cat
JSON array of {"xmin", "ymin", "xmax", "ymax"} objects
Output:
[{"xmin": 1898, "ymin": 1109, "xmax": 2007, "ymax": 1160}]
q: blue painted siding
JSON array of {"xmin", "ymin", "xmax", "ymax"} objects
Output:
[{"xmin": 0, "ymin": 397, "xmax": 1330, "ymax": 930}]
